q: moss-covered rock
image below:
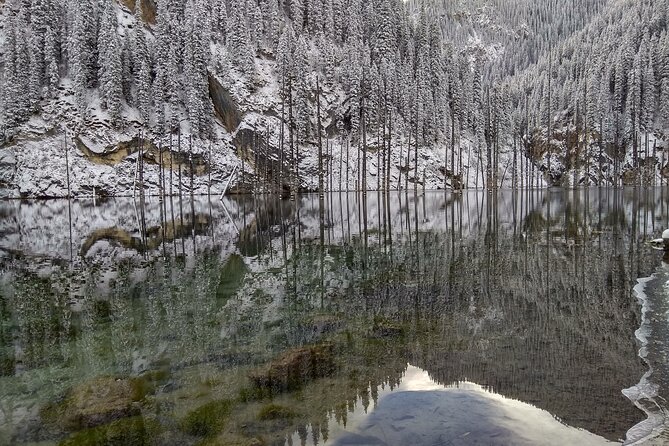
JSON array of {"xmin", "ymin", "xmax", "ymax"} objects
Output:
[
  {"xmin": 58, "ymin": 416, "xmax": 160, "ymax": 446},
  {"xmin": 179, "ymin": 399, "xmax": 234, "ymax": 437},
  {"xmin": 257, "ymin": 404, "xmax": 296, "ymax": 421},
  {"xmin": 42, "ymin": 376, "xmax": 152, "ymax": 430},
  {"xmin": 248, "ymin": 344, "xmax": 335, "ymax": 395}
]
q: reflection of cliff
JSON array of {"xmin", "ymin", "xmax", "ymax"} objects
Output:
[
  {"xmin": 0, "ymin": 197, "xmax": 240, "ymax": 266},
  {"xmin": 80, "ymin": 213, "xmax": 211, "ymax": 257}
]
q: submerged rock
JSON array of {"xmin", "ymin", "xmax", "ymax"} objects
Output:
[
  {"xmin": 179, "ymin": 399, "xmax": 234, "ymax": 437},
  {"xmin": 248, "ymin": 344, "xmax": 335, "ymax": 394},
  {"xmin": 257, "ymin": 404, "xmax": 297, "ymax": 422},
  {"xmin": 41, "ymin": 376, "xmax": 150, "ymax": 430}
]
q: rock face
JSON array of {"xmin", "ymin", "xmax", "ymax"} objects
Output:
[
  {"xmin": 119, "ymin": 0, "xmax": 157, "ymax": 23},
  {"xmin": 209, "ymin": 75, "xmax": 242, "ymax": 133},
  {"xmin": 4, "ymin": 129, "xmax": 240, "ymax": 198},
  {"xmin": 0, "ymin": 148, "xmax": 17, "ymax": 198},
  {"xmin": 231, "ymin": 126, "xmax": 292, "ymax": 195},
  {"xmin": 75, "ymin": 135, "xmax": 210, "ymax": 176}
]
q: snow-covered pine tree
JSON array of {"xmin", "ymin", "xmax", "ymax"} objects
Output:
[
  {"xmin": 294, "ymin": 36, "xmax": 311, "ymax": 142},
  {"xmin": 323, "ymin": 0, "xmax": 334, "ymax": 42},
  {"xmin": 14, "ymin": 6, "xmax": 33, "ymax": 124},
  {"xmin": 184, "ymin": 0, "xmax": 211, "ymax": 136},
  {"xmin": 641, "ymin": 59, "xmax": 656, "ymax": 138},
  {"xmin": 247, "ymin": 0, "xmax": 263, "ymax": 50},
  {"xmin": 28, "ymin": 25, "xmax": 43, "ymax": 112},
  {"xmin": 331, "ymin": 0, "xmax": 345, "ymax": 43},
  {"xmin": 69, "ymin": 0, "xmax": 95, "ymax": 121},
  {"xmin": 306, "ymin": 0, "xmax": 323, "ymax": 35},
  {"xmin": 2, "ymin": 4, "xmax": 23, "ymax": 130},
  {"xmin": 167, "ymin": 41, "xmax": 182, "ymax": 131},
  {"xmin": 153, "ymin": 0, "xmax": 171, "ymax": 132},
  {"xmin": 213, "ymin": 0, "xmax": 228, "ymax": 43},
  {"xmin": 228, "ymin": 0, "xmax": 255, "ymax": 74},
  {"xmin": 44, "ymin": 25, "xmax": 60, "ymax": 98},
  {"xmin": 374, "ymin": 0, "xmax": 396, "ymax": 63},
  {"xmin": 346, "ymin": 0, "xmax": 363, "ymax": 47},
  {"xmin": 261, "ymin": 0, "xmax": 280, "ymax": 50},
  {"xmin": 133, "ymin": 3, "xmax": 152, "ymax": 126},
  {"xmin": 290, "ymin": 0, "xmax": 304, "ymax": 33},
  {"xmin": 98, "ymin": 0, "xmax": 123, "ymax": 125}
]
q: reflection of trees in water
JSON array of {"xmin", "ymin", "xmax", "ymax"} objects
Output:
[
  {"xmin": 1, "ymin": 189, "xmax": 669, "ymax": 442},
  {"xmin": 267, "ymin": 189, "xmax": 665, "ymax": 441}
]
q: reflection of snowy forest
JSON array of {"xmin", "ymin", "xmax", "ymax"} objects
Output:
[
  {"xmin": 1, "ymin": 189, "xmax": 666, "ymax": 442},
  {"xmin": 2, "ymin": 0, "xmax": 669, "ymax": 197}
]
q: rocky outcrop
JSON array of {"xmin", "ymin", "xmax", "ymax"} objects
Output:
[
  {"xmin": 209, "ymin": 75, "xmax": 242, "ymax": 133},
  {"xmin": 0, "ymin": 148, "xmax": 16, "ymax": 198},
  {"xmin": 75, "ymin": 136, "xmax": 210, "ymax": 176},
  {"xmin": 119, "ymin": 0, "xmax": 156, "ymax": 23},
  {"xmin": 231, "ymin": 126, "xmax": 292, "ymax": 196}
]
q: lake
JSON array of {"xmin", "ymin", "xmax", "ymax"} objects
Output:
[{"xmin": 1, "ymin": 188, "xmax": 668, "ymax": 445}]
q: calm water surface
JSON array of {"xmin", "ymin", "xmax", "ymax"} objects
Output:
[{"xmin": 1, "ymin": 189, "xmax": 669, "ymax": 445}]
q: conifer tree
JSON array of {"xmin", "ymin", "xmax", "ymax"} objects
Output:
[
  {"xmin": 98, "ymin": 0, "xmax": 123, "ymax": 125},
  {"xmin": 134, "ymin": 3, "xmax": 152, "ymax": 126},
  {"xmin": 228, "ymin": 0, "xmax": 255, "ymax": 74},
  {"xmin": 44, "ymin": 25, "xmax": 60, "ymax": 98}
]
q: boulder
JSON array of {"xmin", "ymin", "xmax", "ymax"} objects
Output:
[
  {"xmin": 41, "ymin": 376, "xmax": 148, "ymax": 430},
  {"xmin": 248, "ymin": 344, "xmax": 335, "ymax": 394}
]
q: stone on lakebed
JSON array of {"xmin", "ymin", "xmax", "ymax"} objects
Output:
[{"xmin": 41, "ymin": 376, "xmax": 151, "ymax": 430}]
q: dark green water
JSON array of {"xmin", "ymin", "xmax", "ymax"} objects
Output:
[{"xmin": 1, "ymin": 189, "xmax": 668, "ymax": 445}]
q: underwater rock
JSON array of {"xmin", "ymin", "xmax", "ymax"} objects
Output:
[
  {"xmin": 179, "ymin": 399, "xmax": 234, "ymax": 437},
  {"xmin": 41, "ymin": 376, "xmax": 149, "ymax": 430},
  {"xmin": 248, "ymin": 344, "xmax": 335, "ymax": 394},
  {"xmin": 257, "ymin": 404, "xmax": 297, "ymax": 421}
]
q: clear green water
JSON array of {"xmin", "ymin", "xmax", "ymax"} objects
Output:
[{"xmin": 1, "ymin": 189, "xmax": 668, "ymax": 445}]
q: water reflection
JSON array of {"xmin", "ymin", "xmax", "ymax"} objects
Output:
[
  {"xmin": 296, "ymin": 365, "xmax": 614, "ymax": 446},
  {"xmin": 0, "ymin": 188, "xmax": 668, "ymax": 445}
]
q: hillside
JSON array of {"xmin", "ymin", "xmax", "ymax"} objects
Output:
[
  {"xmin": 0, "ymin": 0, "xmax": 668, "ymax": 198},
  {"xmin": 503, "ymin": 0, "xmax": 669, "ymax": 186}
]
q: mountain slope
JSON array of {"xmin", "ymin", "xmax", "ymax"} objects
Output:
[{"xmin": 1, "ymin": 0, "xmax": 667, "ymax": 197}]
